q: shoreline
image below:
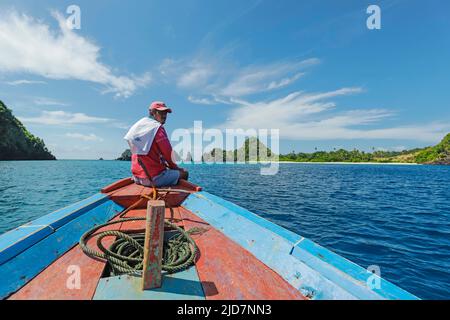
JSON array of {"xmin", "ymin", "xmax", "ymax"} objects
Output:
[
  {"xmin": 275, "ymin": 161, "xmax": 420, "ymax": 165},
  {"xmin": 0, "ymin": 159, "xmax": 422, "ymax": 165},
  {"xmin": 187, "ymin": 160, "xmax": 422, "ymax": 165}
]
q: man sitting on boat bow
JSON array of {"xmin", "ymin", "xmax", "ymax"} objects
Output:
[{"xmin": 124, "ymin": 101, "xmax": 189, "ymax": 187}]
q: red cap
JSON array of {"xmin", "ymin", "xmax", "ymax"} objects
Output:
[{"xmin": 149, "ymin": 101, "xmax": 172, "ymax": 113}]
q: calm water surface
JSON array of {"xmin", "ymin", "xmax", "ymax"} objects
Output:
[{"xmin": 0, "ymin": 160, "xmax": 449, "ymax": 299}]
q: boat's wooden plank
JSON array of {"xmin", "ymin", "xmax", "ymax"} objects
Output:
[
  {"xmin": 184, "ymin": 191, "xmax": 417, "ymax": 300},
  {"xmin": 108, "ymin": 182, "xmax": 145, "ymax": 197},
  {"xmin": 291, "ymin": 239, "xmax": 419, "ymax": 300},
  {"xmin": 0, "ymin": 193, "xmax": 109, "ymax": 266},
  {"xmin": 8, "ymin": 208, "xmax": 146, "ymax": 300},
  {"xmin": 8, "ymin": 207, "xmax": 136, "ymax": 300},
  {"xmin": 177, "ymin": 179, "xmax": 202, "ymax": 192},
  {"xmin": 101, "ymin": 177, "xmax": 133, "ymax": 193},
  {"xmin": 106, "ymin": 184, "xmax": 146, "ymax": 208},
  {"xmin": 118, "ymin": 208, "xmax": 183, "ymax": 232},
  {"xmin": 9, "ymin": 206, "xmax": 185, "ymax": 299},
  {"xmin": 29, "ymin": 193, "xmax": 110, "ymax": 230},
  {"xmin": 9, "ymin": 209, "xmax": 136, "ymax": 300},
  {"xmin": 140, "ymin": 184, "xmax": 192, "ymax": 208},
  {"xmin": 9, "ymin": 226, "xmax": 114, "ymax": 300},
  {"xmin": 0, "ymin": 200, "xmax": 122, "ymax": 299},
  {"xmin": 93, "ymin": 268, "xmax": 205, "ymax": 300},
  {"xmin": 0, "ymin": 225, "xmax": 53, "ymax": 266},
  {"xmin": 183, "ymin": 191, "xmax": 359, "ymax": 300},
  {"xmin": 178, "ymin": 207, "xmax": 306, "ymax": 300},
  {"xmin": 104, "ymin": 179, "xmax": 201, "ymax": 209},
  {"xmin": 142, "ymin": 200, "xmax": 165, "ymax": 290}
]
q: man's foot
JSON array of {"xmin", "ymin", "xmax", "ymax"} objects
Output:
[{"xmin": 180, "ymin": 169, "xmax": 189, "ymax": 180}]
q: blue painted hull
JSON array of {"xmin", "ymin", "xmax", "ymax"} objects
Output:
[{"xmin": 0, "ymin": 184, "xmax": 419, "ymax": 300}]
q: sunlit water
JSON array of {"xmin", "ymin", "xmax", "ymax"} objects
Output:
[{"xmin": 0, "ymin": 160, "xmax": 449, "ymax": 299}]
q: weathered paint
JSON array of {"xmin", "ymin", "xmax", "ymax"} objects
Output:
[
  {"xmin": 105, "ymin": 179, "xmax": 199, "ymax": 209},
  {"xmin": 101, "ymin": 177, "xmax": 134, "ymax": 193},
  {"xmin": 8, "ymin": 212, "xmax": 129, "ymax": 300},
  {"xmin": 177, "ymin": 179, "xmax": 202, "ymax": 192},
  {"xmin": 0, "ymin": 198, "xmax": 123, "ymax": 299},
  {"xmin": 24, "ymin": 193, "xmax": 110, "ymax": 230},
  {"xmin": 178, "ymin": 207, "xmax": 306, "ymax": 300},
  {"xmin": 107, "ymin": 184, "xmax": 146, "ymax": 208},
  {"xmin": 0, "ymin": 193, "xmax": 108, "ymax": 265},
  {"xmin": 182, "ymin": 192, "xmax": 356, "ymax": 300},
  {"xmin": 142, "ymin": 200, "xmax": 165, "ymax": 289},
  {"xmin": 0, "ymin": 225, "xmax": 53, "ymax": 266},
  {"xmin": 10, "ymin": 206, "xmax": 184, "ymax": 299},
  {"xmin": 117, "ymin": 207, "xmax": 184, "ymax": 231},
  {"xmin": 140, "ymin": 185, "xmax": 192, "ymax": 208},
  {"xmin": 2, "ymin": 178, "xmax": 419, "ymax": 300},
  {"xmin": 292, "ymin": 239, "xmax": 418, "ymax": 300},
  {"xmin": 191, "ymin": 191, "xmax": 301, "ymax": 243},
  {"xmin": 93, "ymin": 268, "xmax": 205, "ymax": 300},
  {"xmin": 182, "ymin": 191, "xmax": 419, "ymax": 300},
  {"xmin": 9, "ymin": 206, "xmax": 180, "ymax": 300}
]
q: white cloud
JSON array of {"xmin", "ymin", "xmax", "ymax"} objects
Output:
[
  {"xmin": 112, "ymin": 122, "xmax": 133, "ymax": 130},
  {"xmin": 0, "ymin": 10, "xmax": 151, "ymax": 98},
  {"xmin": 5, "ymin": 79, "xmax": 47, "ymax": 85},
  {"xmin": 188, "ymin": 95, "xmax": 234, "ymax": 106},
  {"xmin": 218, "ymin": 88, "xmax": 450, "ymax": 143},
  {"xmin": 218, "ymin": 59, "xmax": 318, "ymax": 97},
  {"xmin": 178, "ymin": 63, "xmax": 215, "ymax": 89},
  {"xmin": 34, "ymin": 97, "xmax": 69, "ymax": 107},
  {"xmin": 220, "ymin": 88, "xmax": 363, "ymax": 129},
  {"xmin": 160, "ymin": 56, "xmax": 319, "ymax": 100},
  {"xmin": 267, "ymin": 73, "xmax": 305, "ymax": 90},
  {"xmin": 187, "ymin": 95, "xmax": 216, "ymax": 105},
  {"xmin": 65, "ymin": 133, "xmax": 104, "ymax": 142},
  {"xmin": 19, "ymin": 110, "xmax": 112, "ymax": 125}
]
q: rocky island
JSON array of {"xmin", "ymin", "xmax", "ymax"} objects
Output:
[
  {"xmin": 116, "ymin": 149, "xmax": 132, "ymax": 161},
  {"xmin": 0, "ymin": 100, "xmax": 56, "ymax": 161}
]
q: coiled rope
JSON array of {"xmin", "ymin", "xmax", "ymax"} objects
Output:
[
  {"xmin": 80, "ymin": 217, "xmax": 204, "ymax": 275},
  {"xmin": 79, "ymin": 188, "xmax": 204, "ymax": 276}
]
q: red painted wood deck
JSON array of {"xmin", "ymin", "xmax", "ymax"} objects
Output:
[
  {"xmin": 178, "ymin": 206, "xmax": 306, "ymax": 300},
  {"xmin": 8, "ymin": 207, "xmax": 183, "ymax": 300},
  {"xmin": 9, "ymin": 218, "xmax": 117, "ymax": 300}
]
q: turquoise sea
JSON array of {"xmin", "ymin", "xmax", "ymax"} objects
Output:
[{"xmin": 0, "ymin": 160, "xmax": 449, "ymax": 299}]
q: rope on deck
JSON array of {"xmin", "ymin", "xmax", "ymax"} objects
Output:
[
  {"xmin": 79, "ymin": 217, "xmax": 204, "ymax": 275},
  {"xmin": 80, "ymin": 188, "xmax": 205, "ymax": 276}
]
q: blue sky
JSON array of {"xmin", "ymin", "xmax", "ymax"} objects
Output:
[{"xmin": 0, "ymin": 0, "xmax": 449, "ymax": 159}]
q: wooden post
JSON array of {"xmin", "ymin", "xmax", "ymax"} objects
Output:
[{"xmin": 142, "ymin": 200, "xmax": 165, "ymax": 290}]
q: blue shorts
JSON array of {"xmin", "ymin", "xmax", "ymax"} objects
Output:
[{"xmin": 133, "ymin": 169, "xmax": 180, "ymax": 187}]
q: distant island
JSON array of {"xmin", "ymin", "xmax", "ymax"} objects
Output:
[
  {"xmin": 279, "ymin": 133, "xmax": 450, "ymax": 165},
  {"xmin": 116, "ymin": 137, "xmax": 274, "ymax": 162},
  {"xmin": 117, "ymin": 133, "xmax": 450, "ymax": 165},
  {"xmin": 0, "ymin": 100, "xmax": 56, "ymax": 161},
  {"xmin": 116, "ymin": 149, "xmax": 132, "ymax": 161}
]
